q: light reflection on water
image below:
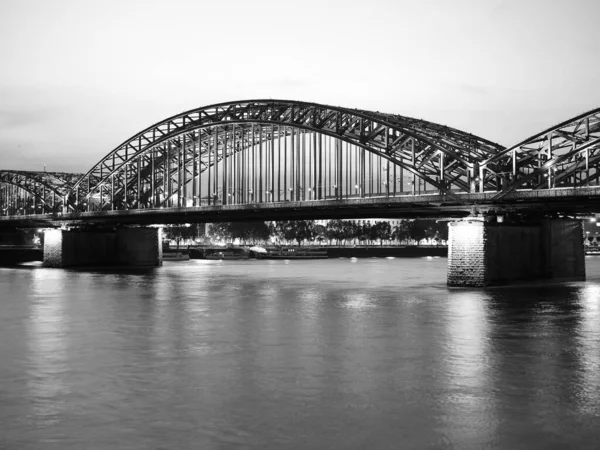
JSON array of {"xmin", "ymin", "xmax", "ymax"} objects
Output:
[{"xmin": 1, "ymin": 257, "xmax": 600, "ymax": 449}]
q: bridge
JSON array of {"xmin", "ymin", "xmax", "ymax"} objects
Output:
[{"xmin": 2, "ymin": 99, "xmax": 599, "ymax": 286}]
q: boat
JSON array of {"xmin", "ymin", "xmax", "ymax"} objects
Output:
[
  {"xmin": 257, "ymin": 247, "xmax": 328, "ymax": 259},
  {"xmin": 189, "ymin": 248, "xmax": 207, "ymax": 259},
  {"xmin": 205, "ymin": 250, "xmax": 250, "ymax": 260},
  {"xmin": 163, "ymin": 251, "xmax": 190, "ymax": 261},
  {"xmin": 189, "ymin": 246, "xmax": 250, "ymax": 260}
]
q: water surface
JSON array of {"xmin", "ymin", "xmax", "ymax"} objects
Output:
[{"xmin": 1, "ymin": 256, "xmax": 600, "ymax": 449}]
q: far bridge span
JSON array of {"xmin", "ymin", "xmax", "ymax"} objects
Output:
[{"xmin": 2, "ymin": 99, "xmax": 599, "ymax": 286}]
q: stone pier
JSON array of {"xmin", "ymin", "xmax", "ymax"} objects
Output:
[
  {"xmin": 447, "ymin": 219, "xmax": 585, "ymax": 287},
  {"xmin": 43, "ymin": 227, "xmax": 162, "ymax": 268}
]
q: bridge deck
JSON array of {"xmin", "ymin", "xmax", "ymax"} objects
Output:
[{"xmin": 2, "ymin": 187, "xmax": 600, "ymax": 227}]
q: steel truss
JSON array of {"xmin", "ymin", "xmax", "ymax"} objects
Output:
[
  {"xmin": 0, "ymin": 170, "xmax": 81, "ymax": 216},
  {"xmin": 483, "ymin": 108, "xmax": 600, "ymax": 199},
  {"xmin": 2, "ymin": 101, "xmax": 599, "ymax": 218},
  {"xmin": 66, "ymin": 99, "xmax": 505, "ymax": 212}
]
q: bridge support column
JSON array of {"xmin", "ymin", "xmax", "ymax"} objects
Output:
[
  {"xmin": 43, "ymin": 227, "xmax": 162, "ymax": 268},
  {"xmin": 447, "ymin": 219, "xmax": 585, "ymax": 287}
]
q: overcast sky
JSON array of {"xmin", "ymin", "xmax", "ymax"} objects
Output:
[{"xmin": 1, "ymin": 0, "xmax": 599, "ymax": 173}]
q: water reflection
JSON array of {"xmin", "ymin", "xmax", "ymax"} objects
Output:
[
  {"xmin": 0, "ymin": 257, "xmax": 599, "ymax": 448},
  {"xmin": 575, "ymin": 285, "xmax": 600, "ymax": 417},
  {"xmin": 26, "ymin": 269, "xmax": 70, "ymax": 428},
  {"xmin": 441, "ymin": 290, "xmax": 495, "ymax": 443}
]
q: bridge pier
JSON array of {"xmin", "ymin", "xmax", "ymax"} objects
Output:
[
  {"xmin": 447, "ymin": 218, "xmax": 585, "ymax": 287},
  {"xmin": 43, "ymin": 227, "xmax": 162, "ymax": 268}
]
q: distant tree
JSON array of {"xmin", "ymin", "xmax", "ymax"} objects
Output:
[
  {"xmin": 415, "ymin": 220, "xmax": 448, "ymax": 244},
  {"xmin": 367, "ymin": 222, "xmax": 378, "ymax": 244},
  {"xmin": 424, "ymin": 224, "xmax": 437, "ymax": 244},
  {"xmin": 293, "ymin": 220, "xmax": 315, "ymax": 245},
  {"xmin": 270, "ymin": 221, "xmax": 288, "ymax": 244},
  {"xmin": 208, "ymin": 222, "xmax": 233, "ymax": 242},
  {"xmin": 163, "ymin": 223, "xmax": 199, "ymax": 249},
  {"xmin": 326, "ymin": 220, "xmax": 344, "ymax": 245},
  {"xmin": 271, "ymin": 220, "xmax": 315, "ymax": 246},
  {"xmin": 406, "ymin": 220, "xmax": 427, "ymax": 245},
  {"xmin": 347, "ymin": 220, "xmax": 359, "ymax": 244},
  {"xmin": 392, "ymin": 222, "xmax": 409, "ymax": 245},
  {"xmin": 373, "ymin": 221, "xmax": 392, "ymax": 245},
  {"xmin": 313, "ymin": 224, "xmax": 327, "ymax": 244},
  {"xmin": 229, "ymin": 221, "xmax": 270, "ymax": 244},
  {"xmin": 434, "ymin": 221, "xmax": 449, "ymax": 242},
  {"xmin": 339, "ymin": 220, "xmax": 356, "ymax": 246},
  {"xmin": 357, "ymin": 223, "xmax": 369, "ymax": 245},
  {"xmin": 246, "ymin": 221, "xmax": 270, "ymax": 244},
  {"xmin": 268, "ymin": 222, "xmax": 279, "ymax": 242}
]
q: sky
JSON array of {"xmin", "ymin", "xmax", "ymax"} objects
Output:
[{"xmin": 1, "ymin": 0, "xmax": 599, "ymax": 173}]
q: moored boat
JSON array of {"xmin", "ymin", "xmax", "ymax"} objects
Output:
[
  {"xmin": 257, "ymin": 247, "xmax": 328, "ymax": 259},
  {"xmin": 189, "ymin": 246, "xmax": 250, "ymax": 260},
  {"xmin": 205, "ymin": 250, "xmax": 250, "ymax": 260},
  {"xmin": 163, "ymin": 251, "xmax": 190, "ymax": 261}
]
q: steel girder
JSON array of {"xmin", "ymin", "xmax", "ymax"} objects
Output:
[
  {"xmin": 0, "ymin": 170, "xmax": 81, "ymax": 215},
  {"xmin": 67, "ymin": 99, "xmax": 505, "ymax": 211},
  {"xmin": 482, "ymin": 108, "xmax": 600, "ymax": 199},
  {"xmin": 6, "ymin": 100, "xmax": 598, "ymax": 220}
]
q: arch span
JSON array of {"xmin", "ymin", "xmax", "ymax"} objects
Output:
[
  {"xmin": 0, "ymin": 170, "xmax": 81, "ymax": 214},
  {"xmin": 68, "ymin": 99, "xmax": 505, "ymax": 211},
  {"xmin": 482, "ymin": 107, "xmax": 600, "ymax": 199}
]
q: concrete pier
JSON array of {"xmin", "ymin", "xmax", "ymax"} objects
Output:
[
  {"xmin": 43, "ymin": 227, "xmax": 162, "ymax": 268},
  {"xmin": 447, "ymin": 219, "xmax": 585, "ymax": 287}
]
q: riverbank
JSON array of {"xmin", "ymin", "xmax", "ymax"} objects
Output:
[
  {"xmin": 184, "ymin": 245, "xmax": 448, "ymax": 259},
  {"xmin": 327, "ymin": 246, "xmax": 447, "ymax": 258}
]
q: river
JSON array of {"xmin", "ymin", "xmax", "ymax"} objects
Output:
[{"xmin": 1, "ymin": 256, "xmax": 600, "ymax": 449}]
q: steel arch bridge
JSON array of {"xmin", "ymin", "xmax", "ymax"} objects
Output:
[
  {"xmin": 0, "ymin": 170, "xmax": 82, "ymax": 216},
  {"xmin": 482, "ymin": 107, "xmax": 600, "ymax": 197},
  {"xmin": 1, "ymin": 100, "xmax": 600, "ymax": 224}
]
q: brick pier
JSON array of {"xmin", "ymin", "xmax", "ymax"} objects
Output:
[
  {"xmin": 447, "ymin": 219, "xmax": 585, "ymax": 287},
  {"xmin": 43, "ymin": 227, "xmax": 163, "ymax": 268}
]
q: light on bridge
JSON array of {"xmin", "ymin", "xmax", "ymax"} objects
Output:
[{"xmin": 452, "ymin": 221, "xmax": 483, "ymax": 246}]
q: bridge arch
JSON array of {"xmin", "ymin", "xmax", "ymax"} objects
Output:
[
  {"xmin": 0, "ymin": 170, "xmax": 79, "ymax": 215},
  {"xmin": 68, "ymin": 99, "xmax": 505, "ymax": 211},
  {"xmin": 482, "ymin": 107, "xmax": 600, "ymax": 199}
]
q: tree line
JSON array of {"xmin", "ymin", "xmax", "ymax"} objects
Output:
[{"xmin": 164, "ymin": 219, "xmax": 448, "ymax": 247}]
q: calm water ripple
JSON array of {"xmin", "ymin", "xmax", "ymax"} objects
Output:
[{"xmin": 1, "ymin": 256, "xmax": 600, "ymax": 449}]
